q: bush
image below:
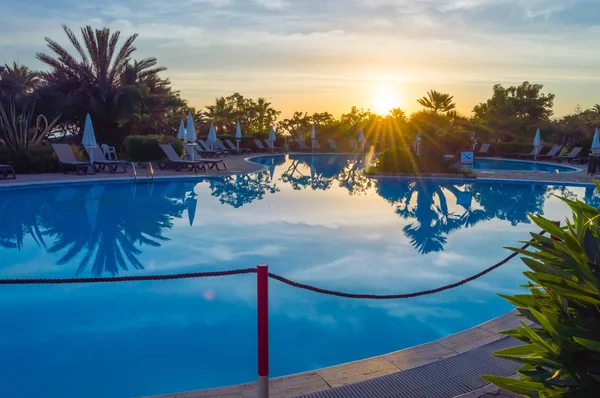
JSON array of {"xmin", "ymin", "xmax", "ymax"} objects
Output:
[
  {"xmin": 0, "ymin": 145, "xmax": 58, "ymax": 173},
  {"xmin": 124, "ymin": 135, "xmax": 183, "ymax": 162},
  {"xmin": 368, "ymin": 144, "xmax": 467, "ymax": 175},
  {"xmin": 484, "ymin": 183, "xmax": 600, "ymax": 396}
]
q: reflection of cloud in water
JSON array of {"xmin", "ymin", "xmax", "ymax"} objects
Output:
[{"xmin": 0, "ymin": 156, "xmax": 598, "ymax": 397}]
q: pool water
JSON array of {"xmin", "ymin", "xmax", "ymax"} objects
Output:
[
  {"xmin": 462, "ymin": 158, "xmax": 577, "ymax": 172},
  {"xmin": 0, "ymin": 154, "xmax": 598, "ymax": 398}
]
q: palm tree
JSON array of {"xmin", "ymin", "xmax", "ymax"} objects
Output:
[
  {"xmin": 0, "ymin": 61, "xmax": 40, "ymax": 95},
  {"xmin": 590, "ymin": 104, "xmax": 600, "ymax": 114},
  {"xmin": 37, "ymin": 25, "xmax": 164, "ymax": 90},
  {"xmin": 389, "ymin": 107, "xmax": 407, "ymax": 122},
  {"xmin": 417, "ymin": 90, "xmax": 456, "ymax": 114},
  {"xmin": 36, "ymin": 25, "xmax": 167, "ymax": 144},
  {"xmin": 253, "ymin": 97, "xmax": 280, "ymax": 133},
  {"xmin": 205, "ymin": 96, "xmax": 234, "ymax": 133}
]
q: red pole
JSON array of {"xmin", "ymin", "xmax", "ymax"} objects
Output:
[
  {"xmin": 551, "ymin": 221, "xmax": 561, "ymax": 241},
  {"xmin": 257, "ymin": 264, "xmax": 269, "ymax": 398}
]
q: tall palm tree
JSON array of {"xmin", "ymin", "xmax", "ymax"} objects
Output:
[
  {"xmin": 37, "ymin": 25, "xmax": 164, "ymax": 90},
  {"xmin": 253, "ymin": 97, "xmax": 280, "ymax": 133},
  {"xmin": 205, "ymin": 96, "xmax": 234, "ymax": 133},
  {"xmin": 417, "ymin": 90, "xmax": 456, "ymax": 114},
  {"xmin": 389, "ymin": 107, "xmax": 407, "ymax": 122},
  {"xmin": 0, "ymin": 61, "xmax": 41, "ymax": 95},
  {"xmin": 36, "ymin": 24, "xmax": 167, "ymax": 144}
]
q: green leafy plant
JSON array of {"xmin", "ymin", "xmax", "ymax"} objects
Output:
[
  {"xmin": 483, "ymin": 182, "xmax": 600, "ymax": 397},
  {"xmin": 0, "ymin": 98, "xmax": 61, "ymax": 151},
  {"xmin": 0, "ymin": 145, "xmax": 58, "ymax": 173},
  {"xmin": 367, "ymin": 145, "xmax": 468, "ymax": 175}
]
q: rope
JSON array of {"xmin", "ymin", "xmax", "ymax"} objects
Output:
[
  {"xmin": 0, "ymin": 232, "xmax": 543, "ymax": 298},
  {"xmin": 0, "ymin": 268, "xmax": 257, "ymax": 285}
]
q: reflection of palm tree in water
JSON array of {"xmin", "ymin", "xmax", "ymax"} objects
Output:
[
  {"xmin": 280, "ymin": 154, "xmax": 373, "ymax": 194},
  {"xmin": 378, "ymin": 180, "xmax": 465, "ymax": 254},
  {"xmin": 376, "ymin": 179, "xmax": 546, "ymax": 254},
  {"xmin": 468, "ymin": 182, "xmax": 547, "ymax": 226},
  {"xmin": 0, "ymin": 192, "xmax": 47, "ymax": 250},
  {"xmin": 208, "ymin": 173, "xmax": 279, "ymax": 208},
  {"xmin": 41, "ymin": 183, "xmax": 186, "ymax": 276}
]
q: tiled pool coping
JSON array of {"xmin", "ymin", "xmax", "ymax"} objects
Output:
[{"xmin": 146, "ymin": 310, "xmax": 533, "ymax": 398}]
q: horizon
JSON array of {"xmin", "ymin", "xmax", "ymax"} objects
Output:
[{"xmin": 2, "ymin": 0, "xmax": 600, "ymax": 119}]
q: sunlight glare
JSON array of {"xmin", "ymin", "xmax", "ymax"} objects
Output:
[{"xmin": 372, "ymin": 88, "xmax": 400, "ymax": 115}]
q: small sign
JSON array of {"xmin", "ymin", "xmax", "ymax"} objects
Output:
[
  {"xmin": 460, "ymin": 151, "xmax": 474, "ymax": 164},
  {"xmin": 457, "ymin": 192, "xmax": 472, "ymax": 207}
]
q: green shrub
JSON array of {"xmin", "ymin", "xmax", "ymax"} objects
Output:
[
  {"xmin": 484, "ymin": 183, "xmax": 600, "ymax": 396},
  {"xmin": 0, "ymin": 145, "xmax": 58, "ymax": 173},
  {"xmin": 123, "ymin": 135, "xmax": 183, "ymax": 162},
  {"xmin": 368, "ymin": 144, "xmax": 467, "ymax": 175}
]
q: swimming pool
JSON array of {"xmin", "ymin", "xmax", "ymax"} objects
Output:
[
  {"xmin": 1, "ymin": 154, "xmax": 598, "ymax": 397},
  {"xmin": 461, "ymin": 158, "xmax": 578, "ymax": 172}
]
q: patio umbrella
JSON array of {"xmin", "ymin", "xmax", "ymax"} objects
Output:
[
  {"xmin": 186, "ymin": 192, "xmax": 198, "ymax": 226},
  {"xmin": 82, "ymin": 113, "xmax": 98, "ymax": 164},
  {"xmin": 533, "ymin": 128, "xmax": 541, "ymax": 159},
  {"xmin": 208, "ymin": 123, "xmax": 217, "ymax": 150},
  {"xmin": 235, "ymin": 121, "xmax": 242, "ymax": 150},
  {"xmin": 311, "ymin": 124, "xmax": 316, "ymax": 150},
  {"xmin": 269, "ymin": 126, "xmax": 276, "ymax": 142},
  {"xmin": 592, "ymin": 128, "xmax": 600, "ymax": 154},
  {"xmin": 186, "ymin": 113, "xmax": 196, "ymax": 160},
  {"xmin": 357, "ymin": 129, "xmax": 365, "ymax": 152},
  {"xmin": 268, "ymin": 157, "xmax": 276, "ymax": 180},
  {"xmin": 177, "ymin": 120, "xmax": 185, "ymax": 140},
  {"xmin": 85, "ymin": 185, "xmax": 105, "ymax": 231},
  {"xmin": 415, "ymin": 132, "xmax": 422, "ymax": 156}
]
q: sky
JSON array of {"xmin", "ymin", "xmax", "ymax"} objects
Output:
[{"xmin": 1, "ymin": 0, "xmax": 600, "ymax": 118}]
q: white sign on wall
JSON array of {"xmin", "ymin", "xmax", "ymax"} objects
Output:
[{"xmin": 460, "ymin": 151, "xmax": 474, "ymax": 164}]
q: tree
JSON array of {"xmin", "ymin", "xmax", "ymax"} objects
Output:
[
  {"xmin": 0, "ymin": 62, "xmax": 41, "ymax": 96},
  {"xmin": 36, "ymin": 24, "xmax": 169, "ymax": 145},
  {"xmin": 417, "ymin": 90, "xmax": 455, "ymax": 114},
  {"xmin": 472, "ymin": 82, "xmax": 555, "ymax": 140}
]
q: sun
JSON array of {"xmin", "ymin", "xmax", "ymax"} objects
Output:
[{"xmin": 372, "ymin": 88, "xmax": 400, "ymax": 115}]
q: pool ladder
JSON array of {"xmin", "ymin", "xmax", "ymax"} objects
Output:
[{"xmin": 130, "ymin": 162, "xmax": 154, "ymax": 181}]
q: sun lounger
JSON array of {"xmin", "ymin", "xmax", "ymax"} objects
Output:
[
  {"xmin": 52, "ymin": 144, "xmax": 95, "ymax": 175},
  {"xmin": 224, "ymin": 139, "xmax": 251, "ymax": 154},
  {"xmin": 183, "ymin": 146, "xmax": 227, "ymax": 170},
  {"xmin": 197, "ymin": 140, "xmax": 227, "ymax": 157},
  {"xmin": 533, "ymin": 145, "xmax": 562, "ymax": 160},
  {"xmin": 214, "ymin": 139, "xmax": 238, "ymax": 155},
  {"xmin": 264, "ymin": 140, "xmax": 284, "ymax": 153},
  {"xmin": 328, "ymin": 140, "xmax": 338, "ymax": 150},
  {"xmin": 295, "ymin": 139, "xmax": 310, "ymax": 151},
  {"xmin": 474, "ymin": 143, "xmax": 491, "ymax": 157},
  {"xmin": 0, "ymin": 164, "xmax": 16, "ymax": 179},
  {"xmin": 86, "ymin": 146, "xmax": 128, "ymax": 173},
  {"xmin": 160, "ymin": 144, "xmax": 226, "ymax": 172},
  {"xmin": 555, "ymin": 147, "xmax": 585, "ymax": 163},
  {"xmin": 505, "ymin": 147, "xmax": 540, "ymax": 159},
  {"xmin": 253, "ymin": 139, "xmax": 270, "ymax": 152}
]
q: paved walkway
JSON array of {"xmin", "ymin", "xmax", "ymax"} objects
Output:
[{"xmin": 0, "ymin": 154, "xmax": 265, "ymax": 188}]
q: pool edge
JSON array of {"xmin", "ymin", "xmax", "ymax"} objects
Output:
[{"xmin": 145, "ymin": 309, "xmax": 532, "ymax": 398}]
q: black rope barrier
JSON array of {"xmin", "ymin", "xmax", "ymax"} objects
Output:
[
  {"xmin": 0, "ymin": 268, "xmax": 257, "ymax": 285},
  {"xmin": 0, "ymin": 232, "xmax": 544, "ymax": 298}
]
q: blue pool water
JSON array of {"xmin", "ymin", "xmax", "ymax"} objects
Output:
[
  {"xmin": 462, "ymin": 158, "xmax": 577, "ymax": 172},
  {"xmin": 1, "ymin": 154, "xmax": 598, "ymax": 397}
]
